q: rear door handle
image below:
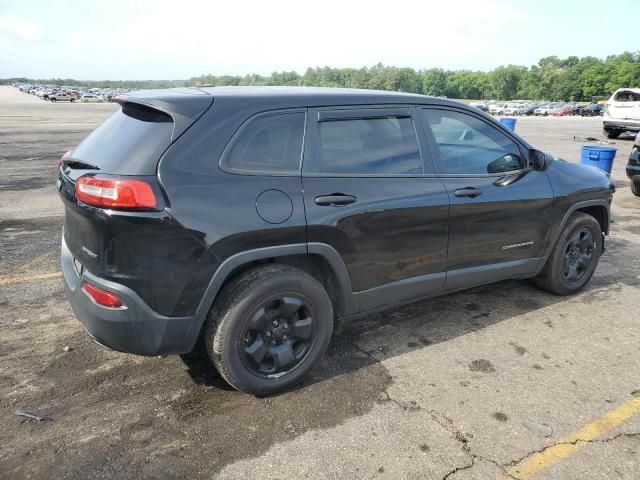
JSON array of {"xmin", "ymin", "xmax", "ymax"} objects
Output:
[
  {"xmin": 453, "ymin": 187, "xmax": 482, "ymax": 198},
  {"xmin": 314, "ymin": 194, "xmax": 357, "ymax": 206}
]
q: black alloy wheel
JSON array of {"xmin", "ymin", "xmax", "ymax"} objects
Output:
[
  {"xmin": 562, "ymin": 228, "xmax": 595, "ymax": 284},
  {"xmin": 239, "ymin": 295, "xmax": 316, "ymax": 378}
]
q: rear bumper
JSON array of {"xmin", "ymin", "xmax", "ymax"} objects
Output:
[
  {"xmin": 603, "ymin": 119, "xmax": 640, "ymax": 131},
  {"xmin": 61, "ymin": 235, "xmax": 202, "ymax": 355}
]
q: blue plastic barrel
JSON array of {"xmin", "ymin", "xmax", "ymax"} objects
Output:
[
  {"xmin": 580, "ymin": 145, "xmax": 617, "ymax": 174},
  {"xmin": 499, "ymin": 117, "xmax": 517, "ymax": 131}
]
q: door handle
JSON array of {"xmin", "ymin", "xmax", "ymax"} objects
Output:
[
  {"xmin": 454, "ymin": 187, "xmax": 482, "ymax": 198},
  {"xmin": 314, "ymin": 194, "xmax": 357, "ymax": 206}
]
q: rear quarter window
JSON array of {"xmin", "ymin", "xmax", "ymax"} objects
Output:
[
  {"xmin": 221, "ymin": 111, "xmax": 305, "ymax": 175},
  {"xmin": 70, "ymin": 103, "xmax": 173, "ymax": 175}
]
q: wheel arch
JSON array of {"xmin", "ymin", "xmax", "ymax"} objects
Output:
[
  {"xmin": 193, "ymin": 243, "xmax": 357, "ymax": 332},
  {"xmin": 575, "ymin": 204, "xmax": 609, "ymax": 236},
  {"xmin": 543, "ymin": 200, "xmax": 610, "ymax": 262}
]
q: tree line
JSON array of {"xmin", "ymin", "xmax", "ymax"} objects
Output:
[{"xmin": 4, "ymin": 51, "xmax": 639, "ymax": 101}]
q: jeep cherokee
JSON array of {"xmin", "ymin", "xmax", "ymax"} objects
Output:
[{"xmin": 58, "ymin": 87, "xmax": 615, "ymax": 394}]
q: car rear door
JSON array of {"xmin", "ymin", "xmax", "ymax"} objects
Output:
[
  {"xmin": 302, "ymin": 106, "xmax": 449, "ymax": 313},
  {"xmin": 418, "ymin": 106, "xmax": 554, "ymax": 291}
]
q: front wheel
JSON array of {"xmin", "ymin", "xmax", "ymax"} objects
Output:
[
  {"xmin": 205, "ymin": 264, "xmax": 333, "ymax": 395},
  {"xmin": 50, "ymin": 98, "xmax": 56, "ymax": 103},
  {"xmin": 605, "ymin": 129, "xmax": 621, "ymax": 139},
  {"xmin": 533, "ymin": 212, "xmax": 602, "ymax": 295}
]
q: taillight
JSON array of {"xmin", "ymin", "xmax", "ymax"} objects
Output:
[
  {"xmin": 83, "ymin": 282, "xmax": 124, "ymax": 308},
  {"xmin": 75, "ymin": 176, "xmax": 157, "ymax": 210},
  {"xmin": 57, "ymin": 150, "xmax": 71, "ymax": 168}
]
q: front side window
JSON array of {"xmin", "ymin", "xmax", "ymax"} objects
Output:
[
  {"xmin": 421, "ymin": 109, "xmax": 523, "ymax": 175},
  {"xmin": 315, "ymin": 116, "xmax": 422, "ymax": 175},
  {"xmin": 223, "ymin": 111, "xmax": 305, "ymax": 174}
]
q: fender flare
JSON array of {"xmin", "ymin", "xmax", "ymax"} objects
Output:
[
  {"xmin": 192, "ymin": 243, "xmax": 357, "ymax": 325},
  {"xmin": 542, "ymin": 199, "xmax": 610, "ymax": 262}
]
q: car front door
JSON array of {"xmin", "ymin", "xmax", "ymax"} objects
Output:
[
  {"xmin": 418, "ymin": 106, "xmax": 554, "ymax": 291},
  {"xmin": 302, "ymin": 106, "xmax": 449, "ymax": 313}
]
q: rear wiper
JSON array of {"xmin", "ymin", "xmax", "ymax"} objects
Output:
[{"xmin": 63, "ymin": 159, "xmax": 99, "ymax": 170}]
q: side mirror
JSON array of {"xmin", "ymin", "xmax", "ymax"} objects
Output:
[
  {"xmin": 487, "ymin": 153, "xmax": 522, "ymax": 174},
  {"xmin": 528, "ymin": 149, "xmax": 548, "ymax": 171}
]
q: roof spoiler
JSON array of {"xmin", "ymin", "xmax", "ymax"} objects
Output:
[{"xmin": 114, "ymin": 88, "xmax": 214, "ymax": 141}]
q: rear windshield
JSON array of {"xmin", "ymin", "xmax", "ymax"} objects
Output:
[
  {"xmin": 70, "ymin": 103, "xmax": 173, "ymax": 175},
  {"xmin": 613, "ymin": 91, "xmax": 640, "ymax": 102}
]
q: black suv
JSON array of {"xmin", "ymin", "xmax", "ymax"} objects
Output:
[
  {"xmin": 627, "ymin": 134, "xmax": 640, "ymax": 196},
  {"xmin": 59, "ymin": 87, "xmax": 614, "ymax": 394}
]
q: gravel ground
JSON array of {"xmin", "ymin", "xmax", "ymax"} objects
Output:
[{"xmin": 0, "ymin": 86, "xmax": 639, "ymax": 480}]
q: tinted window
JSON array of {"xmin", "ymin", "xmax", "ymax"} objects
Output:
[
  {"xmin": 71, "ymin": 104, "xmax": 173, "ymax": 175},
  {"xmin": 224, "ymin": 112, "xmax": 305, "ymax": 174},
  {"xmin": 421, "ymin": 109, "xmax": 523, "ymax": 175},
  {"xmin": 316, "ymin": 116, "xmax": 422, "ymax": 174}
]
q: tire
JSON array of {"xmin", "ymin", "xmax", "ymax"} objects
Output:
[
  {"xmin": 631, "ymin": 177, "xmax": 640, "ymax": 197},
  {"xmin": 205, "ymin": 264, "xmax": 333, "ymax": 395},
  {"xmin": 533, "ymin": 212, "xmax": 602, "ymax": 296},
  {"xmin": 605, "ymin": 129, "xmax": 621, "ymax": 139},
  {"xmin": 70, "ymin": 98, "xmax": 75, "ymax": 103},
  {"xmin": 50, "ymin": 98, "xmax": 56, "ymax": 103}
]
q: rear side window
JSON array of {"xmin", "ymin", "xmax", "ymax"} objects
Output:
[
  {"xmin": 222, "ymin": 111, "xmax": 305, "ymax": 174},
  {"xmin": 71, "ymin": 103, "xmax": 174, "ymax": 175},
  {"xmin": 315, "ymin": 116, "xmax": 422, "ymax": 174}
]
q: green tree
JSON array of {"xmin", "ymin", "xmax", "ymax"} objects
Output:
[{"xmin": 421, "ymin": 68, "xmax": 448, "ymax": 96}]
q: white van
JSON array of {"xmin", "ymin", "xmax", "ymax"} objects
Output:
[{"xmin": 603, "ymin": 88, "xmax": 640, "ymax": 138}]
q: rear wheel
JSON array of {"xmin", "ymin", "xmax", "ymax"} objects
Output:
[
  {"xmin": 533, "ymin": 212, "xmax": 602, "ymax": 296},
  {"xmin": 50, "ymin": 98, "xmax": 56, "ymax": 103},
  {"xmin": 605, "ymin": 128, "xmax": 621, "ymax": 139},
  {"xmin": 205, "ymin": 264, "xmax": 333, "ymax": 395}
]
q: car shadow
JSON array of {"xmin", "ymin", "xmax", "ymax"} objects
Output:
[{"xmin": 179, "ymin": 235, "xmax": 640, "ymax": 394}]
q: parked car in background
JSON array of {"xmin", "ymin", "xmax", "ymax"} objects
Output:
[
  {"xmin": 58, "ymin": 86, "xmax": 614, "ymax": 394},
  {"xmin": 80, "ymin": 94, "xmax": 103, "ymax": 103},
  {"xmin": 552, "ymin": 105, "xmax": 574, "ymax": 116},
  {"xmin": 504, "ymin": 103, "xmax": 528, "ymax": 115},
  {"xmin": 580, "ymin": 104, "xmax": 603, "ymax": 117},
  {"xmin": 49, "ymin": 92, "xmax": 76, "ymax": 102},
  {"xmin": 603, "ymin": 88, "xmax": 640, "ymax": 139},
  {"xmin": 489, "ymin": 103, "xmax": 506, "ymax": 115},
  {"xmin": 546, "ymin": 103, "xmax": 567, "ymax": 116},
  {"xmin": 534, "ymin": 104, "xmax": 551, "ymax": 116},
  {"xmin": 469, "ymin": 102, "xmax": 488, "ymax": 112}
]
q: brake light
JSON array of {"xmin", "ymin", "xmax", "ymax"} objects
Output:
[
  {"xmin": 76, "ymin": 177, "xmax": 157, "ymax": 209},
  {"xmin": 58, "ymin": 150, "xmax": 71, "ymax": 168},
  {"xmin": 83, "ymin": 283, "xmax": 124, "ymax": 308}
]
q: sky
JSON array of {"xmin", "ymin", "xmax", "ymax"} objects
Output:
[{"xmin": 0, "ymin": 0, "xmax": 638, "ymax": 80}]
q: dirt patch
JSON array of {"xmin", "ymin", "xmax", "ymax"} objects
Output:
[
  {"xmin": 509, "ymin": 342, "xmax": 528, "ymax": 356},
  {"xmin": 0, "ymin": 176, "xmax": 54, "ymax": 191},
  {"xmin": 0, "ymin": 318, "xmax": 393, "ymax": 479},
  {"xmin": 469, "ymin": 359, "xmax": 496, "ymax": 373}
]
